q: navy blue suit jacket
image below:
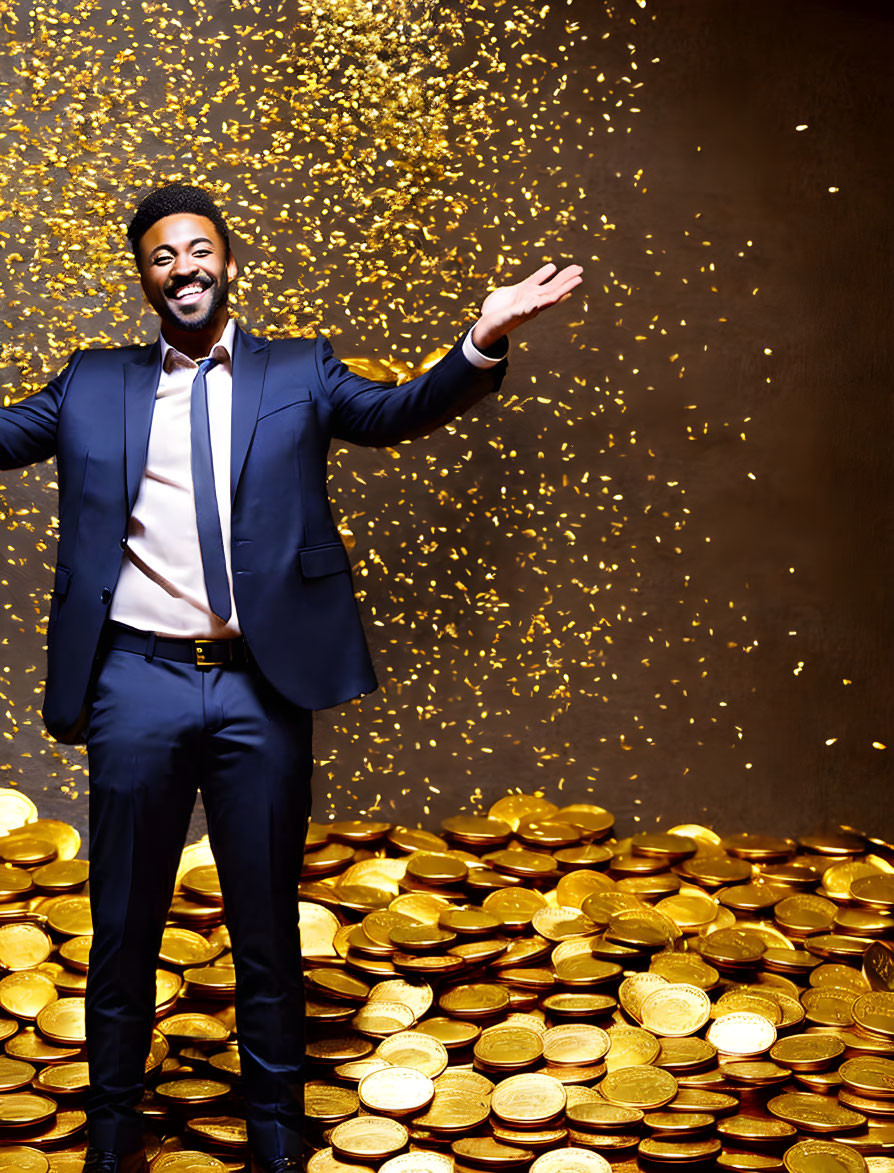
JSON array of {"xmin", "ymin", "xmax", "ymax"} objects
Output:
[{"xmin": 0, "ymin": 323, "xmax": 507, "ymax": 742}]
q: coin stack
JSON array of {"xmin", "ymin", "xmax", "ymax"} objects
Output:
[{"xmin": 1, "ymin": 789, "xmax": 894, "ymax": 1173}]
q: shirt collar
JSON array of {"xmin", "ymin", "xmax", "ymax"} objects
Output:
[{"xmin": 160, "ymin": 317, "xmax": 237, "ymax": 373}]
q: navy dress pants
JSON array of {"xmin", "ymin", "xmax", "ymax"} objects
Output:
[{"xmin": 83, "ymin": 645, "xmax": 312, "ymax": 1159}]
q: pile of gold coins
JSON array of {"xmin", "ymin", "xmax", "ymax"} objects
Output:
[{"xmin": 2, "ymin": 787, "xmax": 894, "ymax": 1173}]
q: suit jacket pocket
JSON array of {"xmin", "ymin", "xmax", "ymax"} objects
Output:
[
  {"xmin": 299, "ymin": 543, "xmax": 351, "ymax": 579},
  {"xmin": 258, "ymin": 384, "xmax": 312, "ymax": 420},
  {"xmin": 53, "ymin": 565, "xmax": 72, "ymax": 599}
]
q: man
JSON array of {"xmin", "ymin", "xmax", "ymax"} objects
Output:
[{"xmin": 0, "ymin": 183, "xmax": 582, "ymax": 1172}]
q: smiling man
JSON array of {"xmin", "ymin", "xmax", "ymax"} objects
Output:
[{"xmin": 0, "ymin": 183, "xmax": 582, "ymax": 1172}]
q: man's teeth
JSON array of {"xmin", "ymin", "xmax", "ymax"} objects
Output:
[{"xmin": 175, "ymin": 283, "xmax": 205, "ymax": 299}]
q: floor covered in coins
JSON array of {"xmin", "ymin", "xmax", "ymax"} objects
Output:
[{"xmin": 1, "ymin": 796, "xmax": 893, "ymax": 1172}]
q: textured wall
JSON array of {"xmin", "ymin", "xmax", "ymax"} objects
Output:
[{"xmin": 0, "ymin": 0, "xmax": 890, "ymax": 844}]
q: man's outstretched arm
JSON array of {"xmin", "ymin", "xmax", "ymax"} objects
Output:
[
  {"xmin": 322, "ymin": 261, "xmax": 583, "ymax": 447},
  {"xmin": 0, "ymin": 352, "xmax": 82, "ymax": 469}
]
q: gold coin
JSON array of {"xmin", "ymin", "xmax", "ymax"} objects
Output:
[
  {"xmin": 451, "ymin": 1137, "xmax": 535, "ymax": 1167},
  {"xmin": 327, "ymin": 820, "xmax": 392, "ymax": 844},
  {"xmin": 0, "ymin": 868, "xmax": 34, "ymax": 903},
  {"xmin": 0, "ymin": 1092, "xmax": 56, "ymax": 1127},
  {"xmin": 639, "ymin": 1137, "xmax": 722, "ymax": 1162},
  {"xmin": 680, "ymin": 856, "xmax": 752, "ymax": 887},
  {"xmin": 32, "ymin": 1062, "xmax": 89, "ymax": 1095},
  {"xmin": 768, "ymin": 1091, "xmax": 867, "ymax": 1132},
  {"xmin": 802, "ymin": 988, "xmax": 856, "ymax": 1027},
  {"xmin": 853, "ymin": 878, "xmax": 894, "ymax": 911},
  {"xmin": 4, "ymin": 1027, "xmax": 80, "ymax": 1063},
  {"xmin": 650, "ymin": 952, "xmax": 719, "ymax": 990},
  {"xmin": 717, "ymin": 1115, "xmax": 797, "ymax": 1143},
  {"xmin": 532, "ymin": 906, "xmax": 597, "ymax": 942},
  {"xmin": 35, "ymin": 997, "xmax": 85, "ymax": 1046},
  {"xmin": 481, "ymin": 882, "xmax": 544, "ymax": 929},
  {"xmin": 716, "ymin": 988, "xmax": 783, "ymax": 1025},
  {"xmin": 556, "ymin": 871, "xmax": 616, "ymax": 910},
  {"xmin": 45, "ymin": 897, "xmax": 92, "ymax": 938},
  {"xmin": 387, "ymin": 827, "xmax": 449, "ymax": 854},
  {"xmin": 530, "ymin": 1151, "xmax": 612, "ymax": 1173},
  {"xmin": 307, "ymin": 1150, "xmax": 374, "ymax": 1173},
  {"xmin": 438, "ymin": 982, "xmax": 509, "ymax": 1019},
  {"xmin": 719, "ymin": 1060, "xmax": 790, "ymax": 1087},
  {"xmin": 656, "ymin": 1037, "xmax": 717, "ymax": 1072},
  {"xmin": 0, "ymin": 971, "xmax": 57, "ymax": 1020},
  {"xmin": 717, "ymin": 1154, "xmax": 784, "ymax": 1171},
  {"xmin": 0, "ymin": 923, "xmax": 52, "ymax": 970},
  {"xmin": 438, "ymin": 907, "xmax": 501, "ymax": 936},
  {"xmin": 640, "ymin": 984, "xmax": 711, "ymax": 1038},
  {"xmin": 784, "ymin": 1139, "xmax": 869, "ymax": 1173},
  {"xmin": 0, "ymin": 837, "xmax": 56, "ymax": 867},
  {"xmin": 620, "ymin": 972, "xmax": 669, "ymax": 1022},
  {"xmin": 31, "ymin": 860, "xmax": 88, "ymax": 894},
  {"xmin": 304, "ymin": 1081, "xmax": 360, "ymax": 1123},
  {"xmin": 341, "ymin": 857, "xmax": 406, "ymax": 893},
  {"xmin": 388, "ymin": 922, "xmax": 456, "ymax": 951},
  {"xmin": 332, "ymin": 1057, "xmax": 389, "ymax": 1083},
  {"xmin": 405, "ymin": 852, "xmax": 468, "ymax": 886},
  {"xmin": 352, "ymin": 1001, "xmax": 416, "ymax": 1037},
  {"xmin": 449, "ymin": 937, "xmax": 510, "ymax": 965},
  {"xmin": 775, "ymin": 895, "xmax": 838, "ymax": 935},
  {"xmin": 707, "ymin": 1012, "xmax": 777, "ymax": 1056},
  {"xmin": 0, "ymin": 792, "xmax": 38, "ymax": 836},
  {"xmin": 671, "ymin": 1088, "xmax": 739, "ymax": 1113},
  {"xmin": 330, "ymin": 1116, "xmax": 409, "ymax": 1161},
  {"xmin": 655, "ymin": 892, "xmax": 719, "ymax": 933},
  {"xmin": 379, "ymin": 1154, "xmax": 454, "ymax": 1173},
  {"xmin": 0, "ymin": 1057, "xmax": 34, "ymax": 1092},
  {"xmin": 824, "ymin": 860, "xmax": 894, "ymax": 902},
  {"xmin": 542, "ymin": 1024, "xmax": 610, "ymax": 1066},
  {"xmin": 368, "ymin": 978, "xmax": 433, "ymax": 1019},
  {"xmin": 491, "ymin": 1072, "xmax": 567, "ymax": 1125},
  {"xmin": 771, "ymin": 1034, "xmax": 846, "ymax": 1070},
  {"xmin": 304, "ymin": 1035, "xmax": 374, "ymax": 1064},
  {"xmin": 155, "ymin": 1078, "xmax": 230, "ymax": 1103},
  {"xmin": 297, "ymin": 902, "xmax": 340, "ymax": 959},
  {"xmin": 488, "ymin": 795, "xmax": 559, "ymax": 831},
  {"xmin": 567, "ymin": 1103, "xmax": 644, "ymax": 1132},
  {"xmin": 0, "ymin": 1148, "xmax": 48, "ymax": 1173},
  {"xmin": 156, "ymin": 1013, "xmax": 229, "ymax": 1045},
  {"xmin": 185, "ymin": 1117, "xmax": 249, "ymax": 1148},
  {"xmin": 302, "ymin": 843, "xmax": 355, "ymax": 876},
  {"xmin": 474, "ymin": 1025, "xmax": 543, "ymax": 1069},
  {"xmin": 20, "ymin": 1107, "xmax": 86, "ymax": 1148},
  {"xmin": 147, "ymin": 1155, "xmax": 227, "ymax": 1172},
  {"xmin": 840, "ymin": 1057, "xmax": 894, "ymax": 1098},
  {"xmin": 698, "ymin": 928, "xmax": 766, "ymax": 966},
  {"xmin": 182, "ymin": 965, "xmax": 233, "ymax": 997},
  {"xmin": 389, "ymin": 890, "xmax": 453, "ymax": 924},
  {"xmin": 306, "ymin": 997, "xmax": 354, "ymax": 1024},
  {"xmin": 306, "ymin": 969, "xmax": 370, "ymax": 1004},
  {"xmin": 543, "ymin": 992, "xmax": 617, "ymax": 1019},
  {"xmin": 358, "ymin": 1065, "xmax": 434, "ymax": 1115},
  {"xmin": 601, "ymin": 1065, "xmax": 678, "ymax": 1110},
  {"xmin": 855, "ymin": 993, "xmax": 894, "ymax": 1038},
  {"xmin": 839, "ymin": 1091, "xmax": 894, "ymax": 1116},
  {"xmin": 412, "ymin": 1017, "xmax": 480, "ymax": 1050},
  {"xmin": 644, "ymin": 1111, "xmax": 716, "ymax": 1136},
  {"xmin": 376, "ymin": 1031, "xmax": 449, "ymax": 1077},
  {"xmin": 605, "ymin": 1024, "xmax": 662, "ymax": 1071}
]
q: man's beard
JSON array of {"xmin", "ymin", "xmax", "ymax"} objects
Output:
[{"xmin": 163, "ymin": 273, "xmax": 229, "ymax": 332}]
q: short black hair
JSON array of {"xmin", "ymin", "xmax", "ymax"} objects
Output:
[{"xmin": 126, "ymin": 183, "xmax": 231, "ymax": 260}]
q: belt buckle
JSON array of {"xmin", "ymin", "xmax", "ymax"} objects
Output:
[{"xmin": 194, "ymin": 640, "xmax": 225, "ymax": 668}]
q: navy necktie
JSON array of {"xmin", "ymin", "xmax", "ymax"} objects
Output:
[{"xmin": 190, "ymin": 356, "xmax": 232, "ymax": 623}]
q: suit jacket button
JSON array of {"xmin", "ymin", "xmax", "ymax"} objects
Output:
[
  {"xmin": 120, "ymin": 537, "xmax": 127, "ymax": 549},
  {"xmin": 100, "ymin": 588, "xmax": 112, "ymax": 604}
]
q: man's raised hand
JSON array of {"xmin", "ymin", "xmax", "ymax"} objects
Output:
[{"xmin": 472, "ymin": 262, "xmax": 584, "ymax": 352}]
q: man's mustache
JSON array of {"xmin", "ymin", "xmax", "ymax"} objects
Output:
[{"xmin": 164, "ymin": 273, "xmax": 215, "ymax": 298}]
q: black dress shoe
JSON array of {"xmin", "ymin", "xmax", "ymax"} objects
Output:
[
  {"xmin": 250, "ymin": 1157, "xmax": 302, "ymax": 1173},
  {"xmin": 82, "ymin": 1148, "xmax": 149, "ymax": 1173}
]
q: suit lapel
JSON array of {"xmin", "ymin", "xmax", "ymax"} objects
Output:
[
  {"xmin": 230, "ymin": 324, "xmax": 270, "ymax": 501},
  {"xmin": 123, "ymin": 341, "xmax": 162, "ymax": 516}
]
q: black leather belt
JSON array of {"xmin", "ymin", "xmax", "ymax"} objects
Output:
[{"xmin": 106, "ymin": 622, "xmax": 248, "ymax": 669}]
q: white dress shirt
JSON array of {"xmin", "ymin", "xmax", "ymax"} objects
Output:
[{"xmin": 110, "ymin": 321, "xmax": 506, "ymax": 639}]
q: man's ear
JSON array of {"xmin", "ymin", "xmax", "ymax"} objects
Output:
[{"xmin": 227, "ymin": 253, "xmax": 239, "ymax": 282}]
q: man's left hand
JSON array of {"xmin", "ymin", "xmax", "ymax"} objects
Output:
[{"xmin": 471, "ymin": 262, "xmax": 584, "ymax": 352}]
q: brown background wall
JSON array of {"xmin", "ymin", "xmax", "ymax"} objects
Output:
[{"xmin": 0, "ymin": 0, "xmax": 890, "ymax": 845}]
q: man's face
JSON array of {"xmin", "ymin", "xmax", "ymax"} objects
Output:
[{"xmin": 137, "ymin": 213, "xmax": 238, "ymax": 333}]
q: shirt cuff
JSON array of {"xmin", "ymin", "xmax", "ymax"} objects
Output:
[{"xmin": 462, "ymin": 326, "xmax": 509, "ymax": 368}]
